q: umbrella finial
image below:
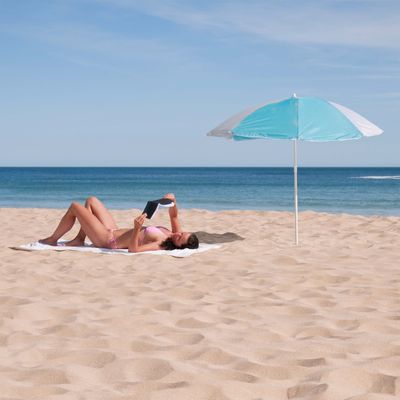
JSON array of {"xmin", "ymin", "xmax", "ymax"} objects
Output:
[{"xmin": 292, "ymin": 93, "xmax": 297, "ymax": 98}]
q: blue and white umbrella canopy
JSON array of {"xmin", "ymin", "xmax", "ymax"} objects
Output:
[
  {"xmin": 208, "ymin": 96, "xmax": 382, "ymax": 141},
  {"xmin": 207, "ymin": 95, "xmax": 383, "ymax": 244}
]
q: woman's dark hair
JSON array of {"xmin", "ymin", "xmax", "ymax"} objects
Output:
[{"xmin": 160, "ymin": 233, "xmax": 199, "ymax": 251}]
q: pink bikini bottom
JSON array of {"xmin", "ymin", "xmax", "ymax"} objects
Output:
[{"xmin": 107, "ymin": 229, "xmax": 118, "ymax": 249}]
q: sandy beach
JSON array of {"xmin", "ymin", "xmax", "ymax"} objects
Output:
[{"xmin": 1, "ymin": 207, "xmax": 400, "ymax": 399}]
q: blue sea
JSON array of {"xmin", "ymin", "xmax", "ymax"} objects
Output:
[{"xmin": 0, "ymin": 167, "xmax": 399, "ymax": 216}]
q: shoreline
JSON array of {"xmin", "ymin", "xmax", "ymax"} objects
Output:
[{"xmin": 1, "ymin": 206, "xmax": 400, "ymax": 219}]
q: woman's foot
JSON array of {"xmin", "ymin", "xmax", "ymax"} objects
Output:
[
  {"xmin": 64, "ymin": 238, "xmax": 85, "ymax": 247},
  {"xmin": 39, "ymin": 237, "xmax": 58, "ymax": 246}
]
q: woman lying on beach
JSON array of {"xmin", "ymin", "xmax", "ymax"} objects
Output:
[{"xmin": 39, "ymin": 194, "xmax": 199, "ymax": 252}]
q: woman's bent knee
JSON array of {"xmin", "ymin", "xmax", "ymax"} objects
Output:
[
  {"xmin": 86, "ymin": 196, "xmax": 98, "ymax": 204},
  {"xmin": 70, "ymin": 202, "xmax": 81, "ymax": 212}
]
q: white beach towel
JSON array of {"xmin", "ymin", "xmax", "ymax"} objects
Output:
[{"xmin": 13, "ymin": 241, "xmax": 220, "ymax": 258}]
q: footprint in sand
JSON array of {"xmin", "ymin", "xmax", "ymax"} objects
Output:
[
  {"xmin": 159, "ymin": 332, "xmax": 205, "ymax": 345},
  {"xmin": 235, "ymin": 360, "xmax": 293, "ymax": 380},
  {"xmin": 102, "ymin": 358, "xmax": 173, "ymax": 381},
  {"xmin": 186, "ymin": 347, "xmax": 237, "ymax": 365},
  {"xmin": 175, "ymin": 317, "xmax": 212, "ymax": 329},
  {"xmin": 296, "ymin": 357, "xmax": 327, "ymax": 367},
  {"xmin": 53, "ymin": 350, "xmax": 116, "ymax": 368},
  {"xmin": 287, "ymin": 383, "xmax": 329, "ymax": 398},
  {"xmin": 11, "ymin": 368, "xmax": 69, "ymax": 385},
  {"xmin": 320, "ymin": 367, "xmax": 396, "ymax": 397}
]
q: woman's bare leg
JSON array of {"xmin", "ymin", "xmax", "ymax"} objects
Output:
[
  {"xmin": 39, "ymin": 205, "xmax": 77, "ymax": 246},
  {"xmin": 65, "ymin": 197, "xmax": 117, "ymax": 246},
  {"xmin": 39, "ymin": 202, "xmax": 110, "ymax": 247}
]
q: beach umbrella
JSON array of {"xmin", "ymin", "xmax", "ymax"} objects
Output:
[{"xmin": 207, "ymin": 94, "xmax": 383, "ymax": 245}]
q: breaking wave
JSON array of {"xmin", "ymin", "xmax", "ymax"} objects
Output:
[{"xmin": 353, "ymin": 176, "xmax": 400, "ymax": 180}]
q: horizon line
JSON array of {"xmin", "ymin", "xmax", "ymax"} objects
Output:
[{"xmin": 0, "ymin": 165, "xmax": 399, "ymax": 169}]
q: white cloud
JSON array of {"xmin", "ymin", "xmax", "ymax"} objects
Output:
[
  {"xmin": 94, "ymin": 0, "xmax": 400, "ymax": 49},
  {"xmin": 1, "ymin": 18, "xmax": 215, "ymax": 74}
]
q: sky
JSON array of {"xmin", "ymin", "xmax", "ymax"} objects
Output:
[{"xmin": 0, "ymin": 0, "xmax": 399, "ymax": 167}]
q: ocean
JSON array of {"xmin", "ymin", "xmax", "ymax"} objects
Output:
[{"xmin": 0, "ymin": 167, "xmax": 399, "ymax": 216}]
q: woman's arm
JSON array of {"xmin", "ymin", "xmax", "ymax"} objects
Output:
[
  {"xmin": 130, "ymin": 242, "xmax": 161, "ymax": 253},
  {"xmin": 128, "ymin": 213, "xmax": 163, "ymax": 253},
  {"xmin": 128, "ymin": 214, "xmax": 144, "ymax": 252},
  {"xmin": 163, "ymin": 193, "xmax": 182, "ymax": 233}
]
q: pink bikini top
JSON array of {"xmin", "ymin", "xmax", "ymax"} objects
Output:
[
  {"xmin": 145, "ymin": 226, "xmax": 164, "ymax": 235},
  {"xmin": 139, "ymin": 226, "xmax": 169, "ymax": 245}
]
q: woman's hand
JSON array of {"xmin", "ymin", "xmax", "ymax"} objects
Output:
[
  {"xmin": 163, "ymin": 193, "xmax": 176, "ymax": 202},
  {"xmin": 134, "ymin": 213, "xmax": 147, "ymax": 230}
]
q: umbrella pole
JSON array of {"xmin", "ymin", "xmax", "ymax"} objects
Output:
[{"xmin": 293, "ymin": 139, "xmax": 299, "ymax": 245}]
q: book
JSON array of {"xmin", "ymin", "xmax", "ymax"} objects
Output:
[{"xmin": 142, "ymin": 198, "xmax": 175, "ymax": 219}]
